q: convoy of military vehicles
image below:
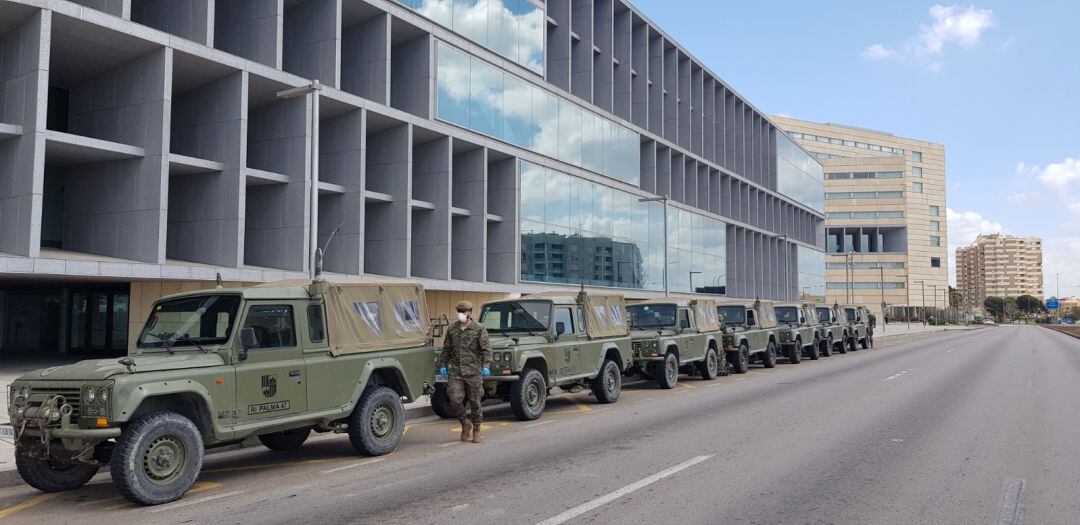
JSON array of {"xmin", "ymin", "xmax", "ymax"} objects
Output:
[{"xmin": 7, "ymin": 278, "xmax": 876, "ymax": 506}]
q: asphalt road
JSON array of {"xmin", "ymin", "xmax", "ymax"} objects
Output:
[{"xmin": 2, "ymin": 325, "xmax": 1078, "ymax": 524}]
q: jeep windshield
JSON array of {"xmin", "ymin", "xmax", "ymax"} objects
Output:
[
  {"xmin": 480, "ymin": 300, "xmax": 552, "ymax": 334},
  {"xmin": 137, "ymin": 295, "xmax": 242, "ymax": 349},
  {"xmin": 627, "ymin": 304, "xmax": 676, "ymax": 329},
  {"xmin": 845, "ymin": 309, "xmax": 857, "ymax": 322},
  {"xmin": 816, "ymin": 307, "xmax": 833, "ymax": 323},
  {"xmin": 717, "ymin": 306, "xmax": 747, "ymax": 326},
  {"xmin": 775, "ymin": 307, "xmax": 800, "ymax": 324}
]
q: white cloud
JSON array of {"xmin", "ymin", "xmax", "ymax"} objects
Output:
[
  {"xmin": 946, "ymin": 208, "xmax": 1005, "ymax": 285},
  {"xmin": 861, "ymin": 44, "xmax": 895, "ymax": 60},
  {"xmin": 861, "ymin": 4, "xmax": 997, "ymax": 69},
  {"xmin": 1036, "ymin": 157, "xmax": 1080, "ymax": 189},
  {"xmin": 1042, "ymin": 237, "xmax": 1080, "ymax": 298}
]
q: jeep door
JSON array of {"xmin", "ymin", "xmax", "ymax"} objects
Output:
[
  {"xmin": 234, "ymin": 302, "xmax": 308, "ymax": 425},
  {"xmin": 677, "ymin": 307, "xmax": 704, "ymax": 361},
  {"xmin": 552, "ymin": 305, "xmax": 582, "ymax": 380}
]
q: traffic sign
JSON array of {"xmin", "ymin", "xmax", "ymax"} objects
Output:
[{"xmin": 1046, "ymin": 297, "xmax": 1060, "ymax": 310}]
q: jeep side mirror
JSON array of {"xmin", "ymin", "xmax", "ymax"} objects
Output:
[
  {"xmin": 239, "ymin": 327, "xmax": 257, "ymax": 361},
  {"xmin": 555, "ymin": 321, "xmax": 566, "ymax": 337}
]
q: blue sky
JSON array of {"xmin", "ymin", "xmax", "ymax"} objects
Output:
[{"xmin": 630, "ymin": 0, "xmax": 1080, "ymax": 297}]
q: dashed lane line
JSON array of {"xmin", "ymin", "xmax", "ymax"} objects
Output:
[
  {"xmin": 147, "ymin": 491, "xmax": 246, "ymax": 514},
  {"xmin": 535, "ymin": 454, "xmax": 715, "ymax": 525},
  {"xmin": 997, "ymin": 478, "xmax": 1026, "ymax": 525},
  {"xmin": 882, "ymin": 369, "xmax": 912, "ymax": 381},
  {"xmin": 320, "ymin": 457, "xmax": 386, "ymax": 474}
]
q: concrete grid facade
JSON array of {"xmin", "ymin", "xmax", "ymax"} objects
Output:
[
  {"xmin": 0, "ymin": 0, "xmax": 826, "ymax": 355},
  {"xmin": 772, "ymin": 117, "xmax": 948, "ymax": 317},
  {"xmin": 956, "ymin": 233, "xmax": 1043, "ymax": 311}
]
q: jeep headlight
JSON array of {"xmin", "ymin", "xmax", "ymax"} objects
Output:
[
  {"xmin": 493, "ymin": 353, "xmax": 502, "ymax": 362},
  {"xmin": 85, "ymin": 386, "xmax": 97, "ymax": 404},
  {"xmin": 502, "ymin": 352, "xmax": 513, "ymax": 366},
  {"xmin": 99, "ymin": 387, "xmax": 109, "ymax": 405},
  {"xmin": 18, "ymin": 386, "xmax": 29, "ymax": 400}
]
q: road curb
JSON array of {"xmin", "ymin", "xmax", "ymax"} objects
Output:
[{"xmin": 0, "ymin": 404, "xmax": 440, "ymax": 490}]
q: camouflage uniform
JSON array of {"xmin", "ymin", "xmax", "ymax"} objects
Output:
[{"xmin": 439, "ymin": 320, "xmax": 492, "ymax": 426}]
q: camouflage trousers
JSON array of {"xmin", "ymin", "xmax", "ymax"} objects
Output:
[{"xmin": 447, "ymin": 376, "xmax": 483, "ymax": 425}]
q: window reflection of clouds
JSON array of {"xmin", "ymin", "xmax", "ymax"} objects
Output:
[
  {"xmin": 797, "ymin": 246, "xmax": 826, "ymax": 297},
  {"xmin": 776, "ymin": 133, "xmax": 824, "ymax": 214},
  {"xmin": 520, "ymin": 161, "xmax": 726, "ymax": 294},
  {"xmin": 403, "ymin": 0, "xmax": 544, "ymax": 74},
  {"xmin": 436, "ymin": 43, "xmax": 640, "ymax": 186}
]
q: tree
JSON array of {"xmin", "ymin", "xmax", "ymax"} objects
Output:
[
  {"xmin": 949, "ymin": 286, "xmax": 962, "ymax": 308},
  {"xmin": 984, "ymin": 296, "xmax": 1013, "ymax": 319},
  {"xmin": 1066, "ymin": 306, "xmax": 1080, "ymax": 321},
  {"xmin": 1015, "ymin": 295, "xmax": 1047, "ymax": 314}
]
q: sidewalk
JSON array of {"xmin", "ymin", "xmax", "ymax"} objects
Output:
[{"xmin": 874, "ymin": 323, "xmax": 981, "ymax": 339}]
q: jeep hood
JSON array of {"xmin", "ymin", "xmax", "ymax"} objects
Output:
[
  {"xmin": 19, "ymin": 353, "xmax": 228, "ymax": 382},
  {"xmin": 489, "ymin": 334, "xmax": 549, "ymax": 348}
]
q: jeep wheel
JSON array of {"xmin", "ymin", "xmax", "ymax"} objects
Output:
[
  {"xmin": 836, "ymin": 335, "xmax": 848, "ymax": 354},
  {"xmin": 807, "ymin": 338, "xmax": 821, "ymax": 360},
  {"xmin": 860, "ymin": 336, "xmax": 870, "ymax": 349},
  {"xmin": 349, "ymin": 386, "xmax": 405, "ymax": 456},
  {"xmin": 510, "ymin": 369, "xmax": 547, "ymax": 421},
  {"xmin": 258, "ymin": 428, "xmax": 310, "ymax": 451},
  {"xmin": 848, "ymin": 337, "xmax": 858, "ymax": 353},
  {"xmin": 656, "ymin": 352, "xmax": 679, "ymax": 389},
  {"xmin": 430, "ymin": 383, "xmax": 454, "ymax": 419},
  {"xmin": 16, "ymin": 454, "xmax": 98, "ymax": 493},
  {"xmin": 789, "ymin": 338, "xmax": 803, "ymax": 364},
  {"xmin": 729, "ymin": 343, "xmax": 750, "ymax": 374},
  {"xmin": 822, "ymin": 336, "xmax": 833, "ymax": 357},
  {"xmin": 698, "ymin": 348, "xmax": 720, "ymax": 380},
  {"xmin": 591, "ymin": 359, "xmax": 622, "ymax": 404},
  {"xmin": 761, "ymin": 341, "xmax": 778, "ymax": 368},
  {"xmin": 111, "ymin": 412, "xmax": 204, "ymax": 506}
]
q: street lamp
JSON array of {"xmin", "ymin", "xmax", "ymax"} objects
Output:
[
  {"xmin": 915, "ymin": 280, "xmax": 926, "ymax": 326},
  {"xmin": 278, "ymin": 80, "xmax": 323, "ymax": 278},
  {"xmin": 875, "ymin": 265, "xmax": 886, "ymax": 333},
  {"xmin": 639, "ymin": 195, "xmax": 670, "ymax": 297}
]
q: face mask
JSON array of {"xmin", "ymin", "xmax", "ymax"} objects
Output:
[{"xmin": 457, "ymin": 312, "xmax": 468, "ymax": 322}]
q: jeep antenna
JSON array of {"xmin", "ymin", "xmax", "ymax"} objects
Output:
[
  {"xmin": 215, "ymin": 272, "xmax": 223, "ymax": 289},
  {"xmin": 577, "ymin": 282, "xmax": 588, "ymax": 304},
  {"xmin": 313, "ymin": 223, "xmax": 345, "ymax": 281}
]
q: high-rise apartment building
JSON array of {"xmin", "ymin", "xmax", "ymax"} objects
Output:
[
  {"xmin": 956, "ymin": 234, "xmax": 1044, "ymax": 310},
  {"xmin": 0, "ymin": 0, "xmax": 825, "ymax": 359},
  {"xmin": 772, "ymin": 117, "xmax": 947, "ymax": 317}
]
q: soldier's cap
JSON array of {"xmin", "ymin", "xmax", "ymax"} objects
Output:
[{"xmin": 455, "ymin": 300, "xmax": 474, "ymax": 311}]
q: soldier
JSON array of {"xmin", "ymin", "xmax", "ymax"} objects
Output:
[{"xmin": 439, "ymin": 300, "xmax": 492, "ymax": 443}]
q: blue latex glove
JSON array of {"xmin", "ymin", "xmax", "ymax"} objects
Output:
[
  {"xmin": 481, "ymin": 367, "xmax": 490, "ymax": 377},
  {"xmin": 439, "ymin": 367, "xmax": 447, "ymax": 378}
]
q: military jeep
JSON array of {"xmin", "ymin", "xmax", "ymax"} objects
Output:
[
  {"xmin": 716, "ymin": 300, "xmax": 780, "ymax": 374},
  {"xmin": 7, "ymin": 279, "xmax": 437, "ymax": 506},
  {"xmin": 815, "ymin": 303, "xmax": 857, "ymax": 354},
  {"xmin": 843, "ymin": 305, "xmax": 874, "ymax": 349},
  {"xmin": 431, "ymin": 290, "xmax": 632, "ymax": 421},
  {"xmin": 626, "ymin": 298, "xmax": 726, "ymax": 389},
  {"xmin": 774, "ymin": 302, "xmax": 825, "ymax": 363}
]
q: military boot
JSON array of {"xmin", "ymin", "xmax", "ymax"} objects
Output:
[
  {"xmin": 471, "ymin": 424, "xmax": 482, "ymax": 444},
  {"xmin": 459, "ymin": 420, "xmax": 472, "ymax": 442}
]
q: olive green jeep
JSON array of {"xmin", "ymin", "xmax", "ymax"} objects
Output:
[
  {"xmin": 716, "ymin": 299, "xmax": 780, "ymax": 374},
  {"xmin": 7, "ymin": 279, "xmax": 438, "ymax": 506},
  {"xmin": 626, "ymin": 297, "xmax": 726, "ymax": 388},
  {"xmin": 774, "ymin": 302, "xmax": 826, "ymax": 363},
  {"xmin": 431, "ymin": 290, "xmax": 632, "ymax": 421},
  {"xmin": 843, "ymin": 305, "xmax": 874, "ymax": 349},
  {"xmin": 815, "ymin": 303, "xmax": 858, "ymax": 354}
]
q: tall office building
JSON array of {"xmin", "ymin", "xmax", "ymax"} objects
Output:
[
  {"xmin": 772, "ymin": 117, "xmax": 947, "ymax": 317},
  {"xmin": 956, "ymin": 234, "xmax": 1044, "ymax": 311},
  {"xmin": 0, "ymin": 0, "xmax": 825, "ymax": 359}
]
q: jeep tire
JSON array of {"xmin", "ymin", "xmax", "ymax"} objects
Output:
[
  {"xmin": 349, "ymin": 385, "xmax": 404, "ymax": 456},
  {"xmin": 729, "ymin": 343, "xmax": 751, "ymax": 374},
  {"xmin": 837, "ymin": 335, "xmax": 848, "ymax": 354},
  {"xmin": 848, "ymin": 337, "xmax": 858, "ymax": 353},
  {"xmin": 789, "ymin": 338, "xmax": 803, "ymax": 364},
  {"xmin": 761, "ymin": 341, "xmax": 778, "ymax": 368},
  {"xmin": 430, "ymin": 383, "xmax": 454, "ymax": 419},
  {"xmin": 16, "ymin": 453, "xmax": 99, "ymax": 493},
  {"xmin": 111, "ymin": 411, "xmax": 204, "ymax": 506},
  {"xmin": 510, "ymin": 368, "xmax": 547, "ymax": 421},
  {"xmin": 656, "ymin": 352, "xmax": 679, "ymax": 389},
  {"xmin": 698, "ymin": 347, "xmax": 720, "ymax": 380},
  {"xmin": 591, "ymin": 359, "xmax": 622, "ymax": 404},
  {"xmin": 861, "ymin": 335, "xmax": 870, "ymax": 349},
  {"xmin": 259, "ymin": 428, "xmax": 311, "ymax": 451},
  {"xmin": 807, "ymin": 337, "xmax": 821, "ymax": 360}
]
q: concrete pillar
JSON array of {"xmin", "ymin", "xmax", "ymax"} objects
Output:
[
  {"xmin": 486, "ymin": 157, "xmax": 517, "ymax": 284},
  {"xmin": 390, "ymin": 32, "xmax": 431, "ymax": 118},
  {"xmin": 283, "ymin": 0, "xmax": 341, "ymax": 88},
  {"xmin": 0, "ymin": 11, "xmax": 48, "ymax": 258},
  {"xmin": 317, "ymin": 108, "xmax": 364, "ymax": 275},
  {"xmin": 363, "ymin": 122, "xmax": 410, "ymax": 277},
  {"xmin": 410, "ymin": 135, "xmax": 450, "ymax": 280},
  {"xmin": 451, "ymin": 143, "xmax": 485, "ymax": 282},
  {"xmin": 341, "ymin": 12, "xmax": 389, "ymax": 104}
]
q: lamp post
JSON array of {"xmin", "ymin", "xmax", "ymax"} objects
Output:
[
  {"xmin": 846, "ymin": 251, "xmax": 854, "ymax": 304},
  {"xmin": 639, "ymin": 195, "xmax": 669, "ymax": 297},
  {"xmin": 779, "ymin": 234, "xmax": 790, "ymax": 301},
  {"xmin": 876, "ymin": 265, "xmax": 886, "ymax": 332},
  {"xmin": 277, "ymin": 80, "xmax": 323, "ymax": 278},
  {"xmin": 915, "ymin": 280, "xmax": 926, "ymax": 326}
]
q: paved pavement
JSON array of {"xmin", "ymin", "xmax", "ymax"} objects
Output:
[{"xmin": 2, "ymin": 325, "xmax": 1078, "ymax": 524}]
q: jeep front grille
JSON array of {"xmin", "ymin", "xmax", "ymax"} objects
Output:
[{"xmin": 30, "ymin": 387, "xmax": 82, "ymax": 419}]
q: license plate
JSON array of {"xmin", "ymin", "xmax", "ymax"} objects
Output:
[{"xmin": 0, "ymin": 425, "xmax": 14, "ymax": 440}]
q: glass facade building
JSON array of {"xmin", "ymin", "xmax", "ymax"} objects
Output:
[{"xmin": 398, "ymin": 0, "xmax": 545, "ymax": 73}]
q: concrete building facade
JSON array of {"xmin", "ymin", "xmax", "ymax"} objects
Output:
[
  {"xmin": 956, "ymin": 234, "xmax": 1044, "ymax": 311},
  {"xmin": 0, "ymin": 0, "xmax": 825, "ymax": 359},
  {"xmin": 772, "ymin": 117, "xmax": 947, "ymax": 318}
]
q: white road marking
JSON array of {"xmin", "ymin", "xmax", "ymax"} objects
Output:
[
  {"xmin": 642, "ymin": 397, "xmax": 656, "ymax": 401},
  {"xmin": 148, "ymin": 491, "xmax": 246, "ymax": 513},
  {"xmin": 535, "ymin": 454, "xmax": 715, "ymax": 525},
  {"xmin": 998, "ymin": 478, "xmax": 1026, "ymax": 525},
  {"xmin": 882, "ymin": 369, "xmax": 912, "ymax": 381},
  {"xmin": 946, "ymin": 347, "xmax": 957, "ymax": 353},
  {"xmin": 734, "ymin": 377, "xmax": 748, "ymax": 381},
  {"xmin": 525, "ymin": 420, "xmax": 556, "ymax": 429},
  {"xmin": 705, "ymin": 382, "xmax": 726, "ymax": 388},
  {"xmin": 439, "ymin": 441, "xmax": 461, "ymax": 448},
  {"xmin": 450, "ymin": 503, "xmax": 469, "ymax": 512},
  {"xmin": 891, "ymin": 439, "xmax": 903, "ymax": 442},
  {"xmin": 320, "ymin": 457, "xmax": 386, "ymax": 474}
]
